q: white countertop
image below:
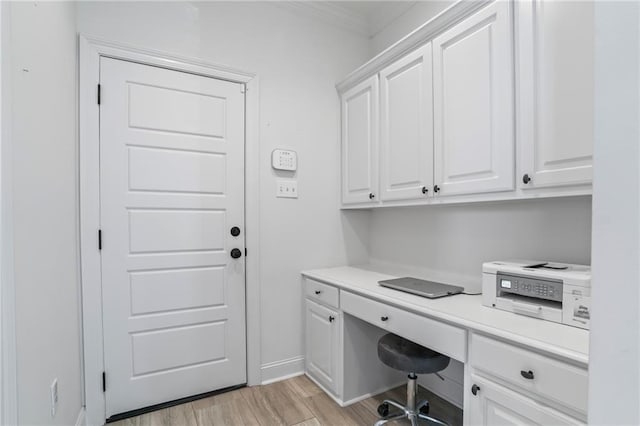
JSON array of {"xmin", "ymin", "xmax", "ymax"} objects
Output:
[{"xmin": 302, "ymin": 265, "xmax": 589, "ymax": 366}]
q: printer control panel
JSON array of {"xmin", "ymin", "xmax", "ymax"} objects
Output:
[{"xmin": 496, "ymin": 272, "xmax": 563, "ymax": 303}]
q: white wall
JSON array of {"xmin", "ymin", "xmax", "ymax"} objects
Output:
[
  {"xmin": 588, "ymin": 2, "xmax": 640, "ymax": 424},
  {"xmin": 369, "ymin": 1, "xmax": 452, "ymax": 57},
  {"xmin": 9, "ymin": 2, "xmax": 83, "ymax": 425},
  {"xmin": 76, "ymin": 1, "xmax": 371, "ymax": 381},
  {"xmin": 368, "ymin": 197, "xmax": 592, "ymax": 292}
]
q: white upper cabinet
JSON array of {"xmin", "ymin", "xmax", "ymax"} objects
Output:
[
  {"xmin": 341, "ymin": 75, "xmax": 379, "ymax": 205},
  {"xmin": 379, "ymin": 44, "xmax": 434, "ymax": 202},
  {"xmin": 432, "ymin": 1, "xmax": 514, "ymax": 197},
  {"xmin": 517, "ymin": 0, "xmax": 594, "ymax": 189}
]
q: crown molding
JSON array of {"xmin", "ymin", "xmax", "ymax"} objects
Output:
[
  {"xmin": 275, "ymin": 1, "xmax": 370, "ymax": 36},
  {"xmin": 336, "ymin": 0, "xmax": 492, "ymax": 93}
]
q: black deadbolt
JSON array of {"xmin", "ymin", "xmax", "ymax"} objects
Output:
[
  {"xmin": 230, "ymin": 248, "xmax": 242, "ymax": 259},
  {"xmin": 230, "ymin": 226, "xmax": 241, "ymax": 237}
]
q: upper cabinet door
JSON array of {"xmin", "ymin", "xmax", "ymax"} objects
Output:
[
  {"xmin": 517, "ymin": 0, "xmax": 594, "ymax": 189},
  {"xmin": 379, "ymin": 44, "xmax": 434, "ymax": 202},
  {"xmin": 433, "ymin": 1, "xmax": 515, "ymax": 197},
  {"xmin": 341, "ymin": 75, "xmax": 379, "ymax": 205}
]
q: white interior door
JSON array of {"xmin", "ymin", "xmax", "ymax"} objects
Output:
[
  {"xmin": 433, "ymin": 1, "xmax": 515, "ymax": 197},
  {"xmin": 100, "ymin": 57, "xmax": 246, "ymax": 417},
  {"xmin": 379, "ymin": 43, "xmax": 434, "ymax": 202}
]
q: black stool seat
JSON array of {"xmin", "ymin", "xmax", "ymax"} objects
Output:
[{"xmin": 378, "ymin": 333, "xmax": 450, "ymax": 374}]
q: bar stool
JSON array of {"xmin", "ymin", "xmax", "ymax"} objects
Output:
[{"xmin": 375, "ymin": 333, "xmax": 450, "ymax": 426}]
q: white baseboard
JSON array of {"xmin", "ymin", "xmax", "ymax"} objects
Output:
[
  {"xmin": 260, "ymin": 356, "xmax": 304, "ymax": 385},
  {"xmin": 75, "ymin": 408, "xmax": 86, "ymax": 426}
]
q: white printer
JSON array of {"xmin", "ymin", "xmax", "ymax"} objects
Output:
[{"xmin": 482, "ymin": 260, "xmax": 591, "ymax": 330}]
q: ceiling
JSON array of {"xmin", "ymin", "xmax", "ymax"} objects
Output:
[{"xmin": 277, "ymin": 1, "xmax": 419, "ymax": 37}]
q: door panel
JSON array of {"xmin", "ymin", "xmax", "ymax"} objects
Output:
[
  {"xmin": 100, "ymin": 57, "xmax": 246, "ymax": 417},
  {"xmin": 305, "ymin": 300, "xmax": 339, "ymax": 393},
  {"xmin": 433, "ymin": 1, "xmax": 515, "ymax": 196},
  {"xmin": 341, "ymin": 75, "xmax": 379, "ymax": 204},
  {"xmin": 379, "ymin": 44, "xmax": 434, "ymax": 201},
  {"xmin": 518, "ymin": 0, "xmax": 594, "ymax": 188}
]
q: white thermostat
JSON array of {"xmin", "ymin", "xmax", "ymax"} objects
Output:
[{"xmin": 272, "ymin": 149, "xmax": 297, "ymax": 171}]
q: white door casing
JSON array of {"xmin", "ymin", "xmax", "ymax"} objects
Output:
[
  {"xmin": 341, "ymin": 75, "xmax": 379, "ymax": 205},
  {"xmin": 517, "ymin": 0, "xmax": 594, "ymax": 189},
  {"xmin": 433, "ymin": 1, "xmax": 515, "ymax": 197},
  {"xmin": 379, "ymin": 43, "xmax": 434, "ymax": 202},
  {"xmin": 100, "ymin": 57, "xmax": 246, "ymax": 416}
]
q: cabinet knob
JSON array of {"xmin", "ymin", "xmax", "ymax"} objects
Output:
[
  {"xmin": 422, "ymin": 186, "xmax": 429, "ymax": 194},
  {"xmin": 522, "ymin": 174, "xmax": 532, "ymax": 184},
  {"xmin": 230, "ymin": 248, "xmax": 242, "ymax": 259},
  {"xmin": 520, "ymin": 370, "xmax": 535, "ymax": 380},
  {"xmin": 369, "ymin": 192, "xmax": 375, "ymax": 200},
  {"xmin": 380, "ymin": 316, "xmax": 389, "ymax": 322},
  {"xmin": 314, "ymin": 290, "xmax": 322, "ymax": 295},
  {"xmin": 329, "ymin": 316, "xmax": 335, "ymax": 323},
  {"xmin": 433, "ymin": 185, "xmax": 440, "ymax": 193},
  {"xmin": 471, "ymin": 384, "xmax": 480, "ymax": 396}
]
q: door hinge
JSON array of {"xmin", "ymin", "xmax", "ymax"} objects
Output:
[
  {"xmin": 245, "ymin": 248, "xmax": 248, "ymax": 257},
  {"xmin": 97, "ymin": 84, "xmax": 101, "ymax": 105},
  {"xmin": 102, "ymin": 371, "xmax": 106, "ymax": 392},
  {"xmin": 98, "ymin": 229, "xmax": 102, "ymax": 250},
  {"xmin": 240, "ymin": 84, "xmax": 246, "ymax": 94}
]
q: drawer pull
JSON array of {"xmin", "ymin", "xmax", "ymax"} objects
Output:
[
  {"xmin": 329, "ymin": 316, "xmax": 335, "ymax": 323},
  {"xmin": 380, "ymin": 316, "xmax": 389, "ymax": 322},
  {"xmin": 314, "ymin": 290, "xmax": 322, "ymax": 295},
  {"xmin": 520, "ymin": 370, "xmax": 535, "ymax": 380},
  {"xmin": 471, "ymin": 384, "xmax": 480, "ymax": 396}
]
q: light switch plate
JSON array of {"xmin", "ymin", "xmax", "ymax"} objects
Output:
[{"xmin": 277, "ymin": 180, "xmax": 298, "ymax": 198}]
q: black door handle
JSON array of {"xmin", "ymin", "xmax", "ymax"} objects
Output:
[
  {"xmin": 315, "ymin": 290, "xmax": 322, "ymax": 295},
  {"xmin": 230, "ymin": 248, "xmax": 242, "ymax": 259},
  {"xmin": 471, "ymin": 384, "xmax": 480, "ymax": 396},
  {"xmin": 380, "ymin": 316, "xmax": 389, "ymax": 322},
  {"xmin": 522, "ymin": 174, "xmax": 532, "ymax": 184},
  {"xmin": 329, "ymin": 316, "xmax": 335, "ymax": 322},
  {"xmin": 422, "ymin": 186, "xmax": 428, "ymax": 194},
  {"xmin": 520, "ymin": 370, "xmax": 535, "ymax": 380},
  {"xmin": 369, "ymin": 192, "xmax": 375, "ymax": 200},
  {"xmin": 230, "ymin": 226, "xmax": 241, "ymax": 237},
  {"xmin": 433, "ymin": 185, "xmax": 440, "ymax": 193}
]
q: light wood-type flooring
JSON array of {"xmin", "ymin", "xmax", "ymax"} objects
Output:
[{"xmin": 110, "ymin": 374, "xmax": 463, "ymax": 426}]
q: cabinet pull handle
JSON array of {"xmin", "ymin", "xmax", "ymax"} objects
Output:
[
  {"xmin": 421, "ymin": 186, "xmax": 428, "ymax": 194},
  {"xmin": 433, "ymin": 185, "xmax": 440, "ymax": 193},
  {"xmin": 471, "ymin": 384, "xmax": 480, "ymax": 396},
  {"xmin": 369, "ymin": 192, "xmax": 375, "ymax": 200},
  {"xmin": 522, "ymin": 174, "xmax": 532, "ymax": 184},
  {"xmin": 314, "ymin": 290, "xmax": 322, "ymax": 295},
  {"xmin": 329, "ymin": 316, "xmax": 335, "ymax": 323},
  {"xmin": 520, "ymin": 370, "xmax": 535, "ymax": 380},
  {"xmin": 380, "ymin": 316, "xmax": 389, "ymax": 322}
]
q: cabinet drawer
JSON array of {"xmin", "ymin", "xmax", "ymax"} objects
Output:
[
  {"xmin": 305, "ymin": 279, "xmax": 340, "ymax": 309},
  {"xmin": 471, "ymin": 334, "xmax": 588, "ymax": 414},
  {"xmin": 341, "ymin": 291, "xmax": 466, "ymax": 362}
]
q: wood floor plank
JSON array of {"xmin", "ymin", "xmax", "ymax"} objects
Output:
[
  {"xmin": 284, "ymin": 375, "xmax": 324, "ymax": 399},
  {"xmin": 239, "ymin": 381, "xmax": 314, "ymax": 426},
  {"xmin": 291, "ymin": 418, "xmax": 321, "ymax": 426},
  {"xmin": 110, "ymin": 403, "xmax": 198, "ymax": 426},
  {"xmin": 302, "ymin": 392, "xmax": 360, "ymax": 426},
  {"xmin": 193, "ymin": 397, "xmax": 260, "ymax": 426}
]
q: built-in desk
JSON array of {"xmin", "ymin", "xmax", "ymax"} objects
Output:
[{"xmin": 301, "ymin": 266, "xmax": 589, "ymax": 425}]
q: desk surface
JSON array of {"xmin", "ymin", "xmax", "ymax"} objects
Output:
[{"xmin": 302, "ymin": 265, "xmax": 589, "ymax": 366}]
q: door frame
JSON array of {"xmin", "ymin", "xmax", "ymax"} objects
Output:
[{"xmin": 78, "ymin": 35, "xmax": 262, "ymax": 426}]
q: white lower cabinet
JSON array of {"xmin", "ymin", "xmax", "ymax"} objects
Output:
[
  {"xmin": 467, "ymin": 374, "xmax": 582, "ymax": 425},
  {"xmin": 305, "ymin": 299, "xmax": 341, "ymax": 395}
]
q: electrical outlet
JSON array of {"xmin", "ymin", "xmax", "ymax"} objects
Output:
[
  {"xmin": 276, "ymin": 180, "xmax": 298, "ymax": 198},
  {"xmin": 50, "ymin": 379, "xmax": 58, "ymax": 418}
]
